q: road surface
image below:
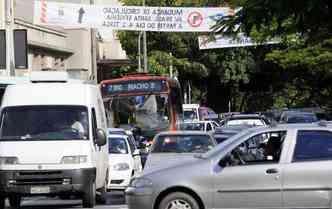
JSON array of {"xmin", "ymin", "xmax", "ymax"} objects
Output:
[{"xmin": 4, "ymin": 191, "xmax": 128, "ymax": 209}]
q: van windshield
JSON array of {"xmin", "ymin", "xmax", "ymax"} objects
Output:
[{"xmin": 0, "ymin": 106, "xmax": 89, "ymax": 141}]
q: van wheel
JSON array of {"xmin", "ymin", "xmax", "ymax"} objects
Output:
[
  {"xmin": 9, "ymin": 196, "xmax": 21, "ymax": 209},
  {"xmin": 158, "ymin": 192, "xmax": 199, "ymax": 209},
  {"xmin": 82, "ymin": 181, "xmax": 96, "ymax": 208},
  {"xmin": 0, "ymin": 197, "xmax": 5, "ymax": 209}
]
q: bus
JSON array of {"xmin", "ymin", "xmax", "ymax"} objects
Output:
[{"xmin": 100, "ymin": 74, "xmax": 183, "ymax": 140}]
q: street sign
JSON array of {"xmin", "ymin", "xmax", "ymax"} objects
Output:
[
  {"xmin": 0, "ymin": 30, "xmax": 5, "ymax": 69},
  {"xmin": 13, "ymin": 29, "xmax": 28, "ymax": 69},
  {"xmin": 198, "ymin": 34, "xmax": 279, "ymax": 50},
  {"xmin": 34, "ymin": 1, "xmax": 234, "ymax": 32}
]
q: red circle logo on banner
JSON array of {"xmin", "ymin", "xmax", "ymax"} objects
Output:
[{"xmin": 187, "ymin": 11, "xmax": 203, "ymax": 27}]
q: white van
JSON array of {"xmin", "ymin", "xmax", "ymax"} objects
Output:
[{"xmin": 0, "ymin": 72, "xmax": 109, "ymax": 208}]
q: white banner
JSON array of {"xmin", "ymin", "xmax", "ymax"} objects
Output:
[
  {"xmin": 198, "ymin": 34, "xmax": 279, "ymax": 49},
  {"xmin": 34, "ymin": 0, "xmax": 234, "ymax": 32}
]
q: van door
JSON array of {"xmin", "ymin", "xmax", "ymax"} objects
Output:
[{"xmin": 91, "ymin": 108, "xmax": 105, "ymax": 188}]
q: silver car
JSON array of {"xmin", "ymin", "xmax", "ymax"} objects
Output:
[
  {"xmin": 144, "ymin": 131, "xmax": 217, "ymax": 171},
  {"xmin": 126, "ymin": 122, "xmax": 332, "ymax": 209}
]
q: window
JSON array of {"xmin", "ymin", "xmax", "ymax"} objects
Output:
[
  {"xmin": 109, "ymin": 137, "xmax": 128, "ymax": 154},
  {"xmin": 293, "ymin": 130, "xmax": 332, "ymax": 162},
  {"xmin": 152, "ymin": 135, "xmax": 215, "ymax": 153},
  {"xmin": 206, "ymin": 123, "xmax": 212, "ymax": 131},
  {"xmin": 0, "ymin": 106, "xmax": 89, "ymax": 141},
  {"xmin": 224, "ymin": 131, "xmax": 286, "ymax": 166},
  {"xmin": 127, "ymin": 137, "xmax": 136, "ymax": 154}
]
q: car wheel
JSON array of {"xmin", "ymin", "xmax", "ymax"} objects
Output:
[
  {"xmin": 9, "ymin": 196, "xmax": 21, "ymax": 209},
  {"xmin": 82, "ymin": 181, "xmax": 96, "ymax": 208},
  {"xmin": 159, "ymin": 192, "xmax": 199, "ymax": 209},
  {"xmin": 0, "ymin": 197, "xmax": 5, "ymax": 209}
]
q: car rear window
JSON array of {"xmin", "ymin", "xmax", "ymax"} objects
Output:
[
  {"xmin": 152, "ymin": 135, "xmax": 214, "ymax": 153},
  {"xmin": 227, "ymin": 119, "xmax": 264, "ymax": 126},
  {"xmin": 293, "ymin": 130, "xmax": 332, "ymax": 162}
]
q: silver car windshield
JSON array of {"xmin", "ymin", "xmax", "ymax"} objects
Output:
[
  {"xmin": 0, "ymin": 105, "xmax": 89, "ymax": 141},
  {"xmin": 152, "ymin": 135, "xmax": 215, "ymax": 153}
]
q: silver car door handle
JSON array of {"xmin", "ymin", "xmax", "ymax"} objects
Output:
[{"xmin": 266, "ymin": 168, "xmax": 278, "ymax": 174}]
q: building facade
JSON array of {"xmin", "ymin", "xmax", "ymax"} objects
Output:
[{"xmin": 0, "ymin": 0, "xmax": 97, "ymax": 80}]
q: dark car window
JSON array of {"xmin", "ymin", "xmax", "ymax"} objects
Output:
[
  {"xmin": 293, "ymin": 130, "xmax": 332, "ymax": 162},
  {"xmin": 109, "ymin": 137, "xmax": 128, "ymax": 154},
  {"xmin": 152, "ymin": 135, "xmax": 214, "ymax": 153},
  {"xmin": 0, "ymin": 105, "xmax": 89, "ymax": 141}
]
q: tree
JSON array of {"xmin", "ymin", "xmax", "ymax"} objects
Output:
[{"xmin": 214, "ymin": 0, "xmax": 332, "ymax": 110}]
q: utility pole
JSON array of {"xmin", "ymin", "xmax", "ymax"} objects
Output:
[
  {"xmin": 5, "ymin": 0, "xmax": 15, "ymax": 76},
  {"xmin": 90, "ymin": 0, "xmax": 97, "ymax": 83},
  {"xmin": 142, "ymin": 0, "xmax": 148, "ymax": 73},
  {"xmin": 138, "ymin": 32, "xmax": 142, "ymax": 72}
]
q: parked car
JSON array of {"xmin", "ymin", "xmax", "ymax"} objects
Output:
[
  {"xmin": 126, "ymin": 122, "xmax": 332, "ymax": 209},
  {"xmin": 279, "ymin": 111, "xmax": 318, "ymax": 123},
  {"xmin": 180, "ymin": 120, "xmax": 220, "ymax": 132},
  {"xmin": 107, "ymin": 133, "xmax": 142, "ymax": 190},
  {"xmin": 144, "ymin": 131, "xmax": 217, "ymax": 171},
  {"xmin": 220, "ymin": 113, "xmax": 270, "ymax": 127}
]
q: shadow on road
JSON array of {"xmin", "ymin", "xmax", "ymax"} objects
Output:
[{"xmin": 7, "ymin": 191, "xmax": 126, "ymax": 209}]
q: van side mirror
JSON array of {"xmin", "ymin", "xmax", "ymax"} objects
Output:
[{"xmin": 96, "ymin": 129, "xmax": 107, "ymax": 146}]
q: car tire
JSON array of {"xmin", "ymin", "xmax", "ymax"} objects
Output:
[
  {"xmin": 9, "ymin": 196, "xmax": 21, "ymax": 209},
  {"xmin": 0, "ymin": 197, "xmax": 5, "ymax": 209},
  {"xmin": 82, "ymin": 181, "xmax": 96, "ymax": 208},
  {"xmin": 158, "ymin": 192, "xmax": 199, "ymax": 209}
]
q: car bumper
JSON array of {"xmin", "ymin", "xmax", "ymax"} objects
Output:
[
  {"xmin": 0, "ymin": 168, "xmax": 95, "ymax": 196},
  {"xmin": 107, "ymin": 169, "xmax": 132, "ymax": 190},
  {"xmin": 125, "ymin": 186, "xmax": 154, "ymax": 209}
]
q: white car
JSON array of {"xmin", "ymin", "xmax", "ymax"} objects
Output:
[
  {"xmin": 180, "ymin": 120, "xmax": 220, "ymax": 132},
  {"xmin": 107, "ymin": 133, "xmax": 142, "ymax": 190}
]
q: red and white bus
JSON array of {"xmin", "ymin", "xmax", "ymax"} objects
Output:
[{"xmin": 100, "ymin": 74, "xmax": 183, "ymax": 139}]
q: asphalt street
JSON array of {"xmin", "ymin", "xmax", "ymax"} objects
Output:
[{"xmin": 4, "ymin": 191, "xmax": 128, "ymax": 209}]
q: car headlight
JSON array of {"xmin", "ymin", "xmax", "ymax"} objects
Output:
[
  {"xmin": 113, "ymin": 163, "xmax": 130, "ymax": 171},
  {"xmin": 61, "ymin": 156, "xmax": 87, "ymax": 164},
  {"xmin": 0, "ymin": 157, "xmax": 19, "ymax": 165},
  {"xmin": 130, "ymin": 177, "xmax": 153, "ymax": 188}
]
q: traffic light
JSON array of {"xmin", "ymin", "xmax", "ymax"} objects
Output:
[{"xmin": 0, "ymin": 30, "xmax": 5, "ymax": 69}]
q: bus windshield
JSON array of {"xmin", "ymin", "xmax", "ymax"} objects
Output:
[{"xmin": 108, "ymin": 94, "xmax": 169, "ymax": 132}]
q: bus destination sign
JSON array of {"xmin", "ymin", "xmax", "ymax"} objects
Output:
[{"xmin": 102, "ymin": 80, "xmax": 168, "ymax": 95}]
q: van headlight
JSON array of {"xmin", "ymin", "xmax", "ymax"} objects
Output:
[
  {"xmin": 113, "ymin": 163, "xmax": 130, "ymax": 171},
  {"xmin": 130, "ymin": 177, "xmax": 153, "ymax": 188},
  {"xmin": 0, "ymin": 157, "xmax": 19, "ymax": 165},
  {"xmin": 61, "ymin": 156, "xmax": 87, "ymax": 164}
]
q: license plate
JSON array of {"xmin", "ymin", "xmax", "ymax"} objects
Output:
[{"xmin": 30, "ymin": 186, "xmax": 50, "ymax": 194}]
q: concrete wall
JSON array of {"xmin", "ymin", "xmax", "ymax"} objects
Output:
[{"xmin": 7, "ymin": 0, "xmax": 97, "ymax": 80}]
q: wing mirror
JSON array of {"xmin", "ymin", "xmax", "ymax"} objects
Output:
[
  {"xmin": 96, "ymin": 128, "xmax": 107, "ymax": 146},
  {"xmin": 218, "ymin": 154, "xmax": 232, "ymax": 167}
]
